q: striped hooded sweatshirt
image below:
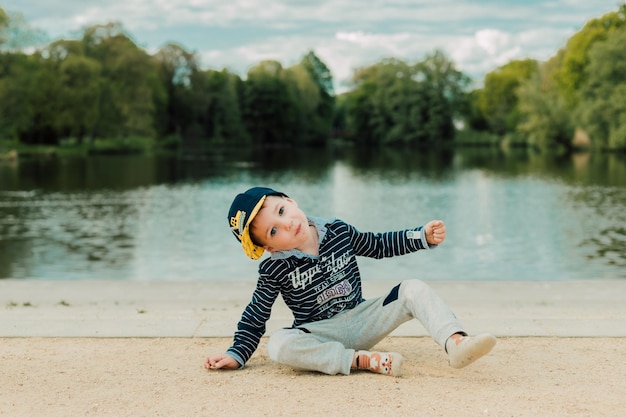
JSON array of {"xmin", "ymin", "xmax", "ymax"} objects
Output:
[{"xmin": 226, "ymin": 216, "xmax": 433, "ymax": 366}]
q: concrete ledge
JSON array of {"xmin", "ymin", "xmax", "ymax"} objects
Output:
[{"xmin": 1, "ymin": 279, "xmax": 625, "ymax": 338}]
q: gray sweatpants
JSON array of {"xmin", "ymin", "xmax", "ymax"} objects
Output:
[{"xmin": 266, "ymin": 279, "xmax": 464, "ymax": 375}]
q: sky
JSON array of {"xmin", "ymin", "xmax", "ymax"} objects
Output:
[{"xmin": 8, "ymin": 0, "xmax": 624, "ymax": 92}]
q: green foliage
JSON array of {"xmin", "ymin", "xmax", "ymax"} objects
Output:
[
  {"xmin": 517, "ymin": 63, "xmax": 573, "ymax": 150},
  {"xmin": 343, "ymin": 52, "xmax": 466, "ymax": 146},
  {"xmin": 577, "ymin": 28, "xmax": 626, "ymax": 149},
  {"xmin": 298, "ymin": 51, "xmax": 336, "ymax": 143},
  {"xmin": 419, "ymin": 50, "xmax": 471, "ymax": 119},
  {"xmin": 242, "ymin": 60, "xmax": 298, "ymax": 146},
  {"xmin": 81, "ymin": 23, "xmax": 163, "ymax": 139},
  {"xmin": 552, "ymin": 5, "xmax": 626, "ymax": 109},
  {"xmin": 88, "ymin": 136, "xmax": 155, "ymax": 154},
  {"xmin": 0, "ymin": 8, "xmax": 8, "ymax": 46},
  {"xmin": 0, "ymin": 53, "xmax": 61, "ymax": 144},
  {"xmin": 283, "ymin": 65, "xmax": 322, "ymax": 142},
  {"xmin": 0, "ymin": 53, "xmax": 33, "ymax": 139},
  {"xmin": 300, "ymin": 50, "xmax": 334, "ymax": 96},
  {"xmin": 3, "ymin": 4, "xmax": 626, "ymax": 152},
  {"xmin": 152, "ymin": 47, "xmax": 334, "ymax": 148},
  {"xmin": 513, "ymin": 4, "xmax": 626, "ymax": 150},
  {"xmin": 476, "ymin": 59, "xmax": 538, "ymax": 135},
  {"xmin": 199, "ymin": 69, "xmax": 249, "ymax": 145},
  {"xmin": 154, "ymin": 43, "xmax": 200, "ymax": 139},
  {"xmin": 57, "ymin": 54, "xmax": 103, "ymax": 143},
  {"xmin": 462, "ymin": 90, "xmax": 489, "ymax": 131}
]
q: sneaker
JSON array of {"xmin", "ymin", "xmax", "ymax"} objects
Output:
[
  {"xmin": 356, "ymin": 350, "xmax": 404, "ymax": 377},
  {"xmin": 446, "ymin": 333, "xmax": 496, "ymax": 369}
]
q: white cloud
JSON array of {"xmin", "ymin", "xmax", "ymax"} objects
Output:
[
  {"xmin": 335, "ymin": 31, "xmax": 414, "ymax": 53},
  {"xmin": 475, "ymin": 29, "xmax": 510, "ymax": 56}
]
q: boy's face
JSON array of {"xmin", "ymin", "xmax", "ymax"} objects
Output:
[{"xmin": 250, "ymin": 195, "xmax": 310, "ymax": 253}]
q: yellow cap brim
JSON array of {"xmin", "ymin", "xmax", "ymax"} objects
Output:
[
  {"xmin": 241, "ymin": 227, "xmax": 265, "ymax": 260},
  {"xmin": 240, "ymin": 196, "xmax": 267, "ymax": 260}
]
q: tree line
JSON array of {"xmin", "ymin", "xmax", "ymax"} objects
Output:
[
  {"xmin": 465, "ymin": 4, "xmax": 626, "ymax": 151},
  {"xmin": 0, "ymin": 17, "xmax": 336, "ymax": 150},
  {"xmin": 1, "ymin": 5, "xmax": 625, "ymax": 152}
]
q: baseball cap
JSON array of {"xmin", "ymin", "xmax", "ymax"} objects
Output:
[{"xmin": 227, "ymin": 187, "xmax": 288, "ymax": 260}]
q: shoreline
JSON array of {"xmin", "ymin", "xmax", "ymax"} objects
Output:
[{"xmin": 1, "ymin": 279, "xmax": 625, "ymax": 338}]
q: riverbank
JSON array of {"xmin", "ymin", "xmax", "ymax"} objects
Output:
[
  {"xmin": 2, "ymin": 279, "xmax": 625, "ymax": 337},
  {"xmin": 0, "ymin": 136, "xmax": 176, "ymax": 158}
]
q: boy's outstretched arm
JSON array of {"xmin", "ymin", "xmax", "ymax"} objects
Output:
[
  {"xmin": 424, "ymin": 220, "xmax": 446, "ymax": 245},
  {"xmin": 204, "ymin": 353, "xmax": 240, "ymax": 370}
]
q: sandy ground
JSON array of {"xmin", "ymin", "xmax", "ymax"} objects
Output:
[{"xmin": 2, "ymin": 337, "xmax": 625, "ymax": 417}]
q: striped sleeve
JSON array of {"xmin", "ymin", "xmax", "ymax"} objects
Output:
[
  {"xmin": 226, "ymin": 267, "xmax": 281, "ymax": 367},
  {"xmin": 344, "ymin": 221, "xmax": 429, "ymax": 259}
]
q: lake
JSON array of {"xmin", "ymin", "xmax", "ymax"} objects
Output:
[{"xmin": 1, "ymin": 146, "xmax": 625, "ymax": 281}]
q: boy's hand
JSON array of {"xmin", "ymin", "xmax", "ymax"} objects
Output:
[
  {"xmin": 204, "ymin": 354, "xmax": 239, "ymax": 370},
  {"xmin": 424, "ymin": 220, "xmax": 446, "ymax": 245}
]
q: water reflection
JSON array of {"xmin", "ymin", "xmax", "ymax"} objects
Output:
[
  {"xmin": 567, "ymin": 186, "xmax": 626, "ymax": 268},
  {"xmin": 0, "ymin": 147, "xmax": 625, "ymax": 280}
]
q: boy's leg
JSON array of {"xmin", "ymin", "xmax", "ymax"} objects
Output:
[
  {"xmin": 348, "ymin": 279, "xmax": 465, "ymax": 349},
  {"xmin": 267, "ymin": 280, "xmax": 493, "ymax": 374},
  {"xmin": 267, "ymin": 327, "xmax": 355, "ymax": 375},
  {"xmin": 267, "ymin": 297, "xmax": 403, "ymax": 375},
  {"xmin": 372, "ymin": 280, "xmax": 496, "ymax": 368},
  {"xmin": 267, "ymin": 324, "xmax": 405, "ymax": 376}
]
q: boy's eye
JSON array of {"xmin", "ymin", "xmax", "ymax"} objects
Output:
[
  {"xmin": 270, "ymin": 227, "xmax": 277, "ymax": 237},
  {"xmin": 278, "ymin": 207, "xmax": 284, "ymax": 215}
]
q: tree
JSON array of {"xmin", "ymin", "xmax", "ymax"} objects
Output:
[
  {"xmin": 199, "ymin": 69, "xmax": 249, "ymax": 145},
  {"xmin": 552, "ymin": 4, "xmax": 626, "ymax": 109},
  {"xmin": 419, "ymin": 50, "xmax": 471, "ymax": 120},
  {"xmin": 416, "ymin": 51, "xmax": 469, "ymax": 141},
  {"xmin": 343, "ymin": 78, "xmax": 379, "ymax": 144},
  {"xmin": 300, "ymin": 50, "xmax": 334, "ymax": 96},
  {"xmin": 577, "ymin": 28, "xmax": 626, "ymax": 149},
  {"xmin": 346, "ymin": 58, "xmax": 413, "ymax": 144},
  {"xmin": 283, "ymin": 60, "xmax": 337, "ymax": 145},
  {"xmin": 476, "ymin": 59, "xmax": 538, "ymax": 134},
  {"xmin": 344, "ymin": 53, "xmax": 468, "ymax": 146},
  {"xmin": 517, "ymin": 55, "xmax": 573, "ymax": 150},
  {"xmin": 0, "ymin": 53, "xmax": 37, "ymax": 140},
  {"xmin": 0, "ymin": 8, "xmax": 8, "ymax": 47},
  {"xmin": 0, "ymin": 53, "xmax": 61, "ymax": 144},
  {"xmin": 242, "ymin": 61, "xmax": 298, "ymax": 146},
  {"xmin": 81, "ymin": 23, "xmax": 165, "ymax": 139},
  {"xmin": 297, "ymin": 51, "xmax": 336, "ymax": 144},
  {"xmin": 57, "ymin": 55, "xmax": 103, "ymax": 143},
  {"xmin": 154, "ymin": 43, "xmax": 200, "ymax": 138},
  {"xmin": 462, "ymin": 89, "xmax": 489, "ymax": 131}
]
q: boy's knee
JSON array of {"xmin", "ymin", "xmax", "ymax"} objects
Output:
[
  {"xmin": 399, "ymin": 279, "xmax": 430, "ymax": 300},
  {"xmin": 382, "ymin": 280, "xmax": 429, "ymax": 306}
]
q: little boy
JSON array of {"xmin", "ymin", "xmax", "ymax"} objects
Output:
[{"xmin": 204, "ymin": 187, "xmax": 496, "ymax": 376}]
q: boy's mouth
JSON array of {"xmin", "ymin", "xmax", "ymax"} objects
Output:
[{"xmin": 296, "ymin": 224, "xmax": 301, "ymax": 235}]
